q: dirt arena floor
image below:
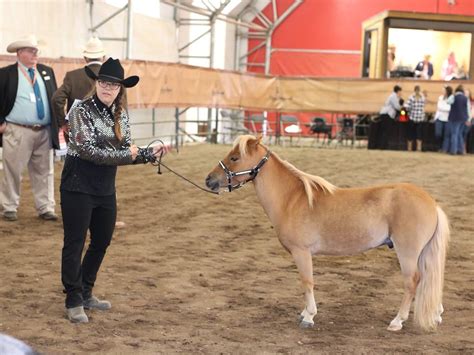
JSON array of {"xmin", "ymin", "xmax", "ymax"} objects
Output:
[{"xmin": 0, "ymin": 142, "xmax": 473, "ymax": 354}]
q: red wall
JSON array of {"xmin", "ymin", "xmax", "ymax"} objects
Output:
[{"xmin": 248, "ymin": 0, "xmax": 474, "ymax": 77}]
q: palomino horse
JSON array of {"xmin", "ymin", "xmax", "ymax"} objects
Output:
[{"xmin": 205, "ymin": 135, "xmax": 449, "ymax": 331}]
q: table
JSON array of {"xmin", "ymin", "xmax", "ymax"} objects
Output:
[
  {"xmin": 467, "ymin": 125, "xmax": 474, "ymax": 153},
  {"xmin": 368, "ymin": 121, "xmax": 439, "ymax": 152}
]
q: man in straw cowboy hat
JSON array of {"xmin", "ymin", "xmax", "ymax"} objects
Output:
[
  {"xmin": 52, "ymin": 36, "xmax": 106, "ymax": 131},
  {"xmin": 0, "ymin": 34, "xmax": 59, "ymax": 222}
]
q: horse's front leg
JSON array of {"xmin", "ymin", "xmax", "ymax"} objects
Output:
[{"xmin": 291, "ymin": 248, "xmax": 317, "ymax": 328}]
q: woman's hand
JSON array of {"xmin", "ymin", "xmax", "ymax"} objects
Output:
[
  {"xmin": 152, "ymin": 144, "xmax": 167, "ymax": 158},
  {"xmin": 130, "ymin": 144, "xmax": 138, "ymax": 160}
]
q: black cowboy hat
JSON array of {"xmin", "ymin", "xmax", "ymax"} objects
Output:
[{"xmin": 85, "ymin": 57, "xmax": 139, "ymax": 88}]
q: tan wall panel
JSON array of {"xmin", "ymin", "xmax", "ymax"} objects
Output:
[
  {"xmin": 1, "ymin": 55, "xmax": 472, "ymax": 114},
  {"xmin": 240, "ymin": 75, "xmax": 277, "ymax": 111}
]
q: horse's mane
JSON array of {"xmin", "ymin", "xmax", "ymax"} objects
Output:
[
  {"xmin": 271, "ymin": 153, "xmax": 337, "ymax": 208},
  {"xmin": 235, "ymin": 135, "xmax": 338, "ymax": 208},
  {"xmin": 236, "ymin": 135, "xmax": 256, "ymax": 156}
]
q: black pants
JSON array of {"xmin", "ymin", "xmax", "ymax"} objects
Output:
[
  {"xmin": 61, "ymin": 190, "xmax": 116, "ymax": 308},
  {"xmin": 378, "ymin": 114, "xmax": 394, "ymax": 150},
  {"xmin": 407, "ymin": 121, "xmax": 423, "ymax": 141}
]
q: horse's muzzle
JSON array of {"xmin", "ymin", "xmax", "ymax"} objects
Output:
[{"xmin": 205, "ymin": 174, "xmax": 220, "ymax": 192}]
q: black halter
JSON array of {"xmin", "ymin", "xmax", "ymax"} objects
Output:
[{"xmin": 218, "ymin": 150, "xmax": 271, "ymax": 192}]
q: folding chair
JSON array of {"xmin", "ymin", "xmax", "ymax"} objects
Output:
[
  {"xmin": 336, "ymin": 117, "xmax": 354, "ymax": 146},
  {"xmin": 353, "ymin": 115, "xmax": 371, "ymax": 147},
  {"xmin": 280, "ymin": 115, "xmax": 302, "ymax": 146}
]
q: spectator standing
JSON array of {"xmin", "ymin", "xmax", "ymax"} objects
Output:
[
  {"xmin": 444, "ymin": 85, "xmax": 470, "ymax": 155},
  {"xmin": 378, "ymin": 85, "xmax": 403, "ymax": 150},
  {"xmin": 461, "ymin": 89, "xmax": 473, "ymax": 154},
  {"xmin": 406, "ymin": 86, "xmax": 426, "ymax": 151},
  {"xmin": 414, "ymin": 55, "xmax": 434, "ymax": 80},
  {"xmin": 434, "ymin": 86, "xmax": 453, "ymax": 150},
  {"xmin": 441, "ymin": 52, "xmax": 458, "ymax": 81},
  {"xmin": 52, "ymin": 36, "xmax": 105, "ymax": 133},
  {"xmin": 386, "ymin": 44, "xmax": 396, "ymax": 78},
  {"xmin": 0, "ymin": 35, "xmax": 59, "ymax": 221}
]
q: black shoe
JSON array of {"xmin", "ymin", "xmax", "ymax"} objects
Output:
[{"xmin": 39, "ymin": 212, "xmax": 58, "ymax": 221}]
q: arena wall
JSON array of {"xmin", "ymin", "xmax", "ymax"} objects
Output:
[{"xmin": 248, "ymin": 0, "xmax": 474, "ymax": 76}]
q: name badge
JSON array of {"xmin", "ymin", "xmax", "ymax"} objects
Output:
[
  {"xmin": 30, "ymin": 93, "xmax": 36, "ymax": 102},
  {"xmin": 44, "ymin": 76, "xmax": 50, "ymax": 80}
]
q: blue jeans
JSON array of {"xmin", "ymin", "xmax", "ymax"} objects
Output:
[
  {"xmin": 434, "ymin": 120, "xmax": 447, "ymax": 139},
  {"xmin": 443, "ymin": 121, "xmax": 464, "ymax": 154},
  {"xmin": 462, "ymin": 122, "xmax": 470, "ymax": 141}
]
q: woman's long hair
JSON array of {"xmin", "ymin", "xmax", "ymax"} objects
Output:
[
  {"xmin": 444, "ymin": 86, "xmax": 453, "ymax": 99},
  {"xmin": 112, "ymin": 87, "xmax": 125, "ymax": 142}
]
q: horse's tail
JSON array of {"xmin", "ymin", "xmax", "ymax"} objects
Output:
[{"xmin": 414, "ymin": 205, "xmax": 450, "ymax": 331}]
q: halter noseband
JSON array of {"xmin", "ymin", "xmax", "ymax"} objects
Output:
[{"xmin": 218, "ymin": 150, "xmax": 271, "ymax": 192}]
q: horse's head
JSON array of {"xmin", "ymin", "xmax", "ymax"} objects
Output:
[{"xmin": 205, "ymin": 135, "xmax": 269, "ymax": 192}]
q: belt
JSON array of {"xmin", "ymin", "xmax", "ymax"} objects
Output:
[{"xmin": 10, "ymin": 122, "xmax": 47, "ymax": 132}]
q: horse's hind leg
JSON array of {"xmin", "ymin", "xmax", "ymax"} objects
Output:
[
  {"xmin": 291, "ymin": 248, "xmax": 317, "ymax": 328},
  {"xmin": 388, "ymin": 252, "xmax": 420, "ymax": 331}
]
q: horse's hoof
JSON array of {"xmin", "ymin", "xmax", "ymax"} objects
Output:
[
  {"xmin": 299, "ymin": 320, "xmax": 314, "ymax": 329},
  {"xmin": 297, "ymin": 315, "xmax": 304, "ymax": 323},
  {"xmin": 387, "ymin": 322, "xmax": 403, "ymax": 331},
  {"xmin": 435, "ymin": 316, "xmax": 443, "ymax": 325}
]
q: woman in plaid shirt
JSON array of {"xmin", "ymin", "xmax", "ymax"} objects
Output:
[{"xmin": 406, "ymin": 85, "xmax": 426, "ymax": 151}]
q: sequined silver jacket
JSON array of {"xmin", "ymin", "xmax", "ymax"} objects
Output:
[{"xmin": 67, "ymin": 96, "xmax": 133, "ymax": 165}]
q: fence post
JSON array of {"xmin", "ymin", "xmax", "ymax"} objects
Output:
[{"xmin": 175, "ymin": 107, "xmax": 180, "ymax": 152}]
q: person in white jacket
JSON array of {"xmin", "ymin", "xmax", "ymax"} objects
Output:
[{"xmin": 434, "ymin": 85, "xmax": 453, "ymax": 150}]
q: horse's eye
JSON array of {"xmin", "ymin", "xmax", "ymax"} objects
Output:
[{"xmin": 230, "ymin": 156, "xmax": 239, "ymax": 162}]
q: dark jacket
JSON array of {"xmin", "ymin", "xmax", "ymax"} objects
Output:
[
  {"xmin": 448, "ymin": 93, "xmax": 469, "ymax": 123},
  {"xmin": 51, "ymin": 63, "xmax": 100, "ymax": 127},
  {"xmin": 414, "ymin": 61, "xmax": 434, "ymax": 78},
  {"xmin": 0, "ymin": 62, "xmax": 59, "ymax": 149}
]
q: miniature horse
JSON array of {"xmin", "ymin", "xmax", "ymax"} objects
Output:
[{"xmin": 205, "ymin": 135, "xmax": 449, "ymax": 331}]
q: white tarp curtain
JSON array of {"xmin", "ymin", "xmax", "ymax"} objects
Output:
[{"xmin": 0, "ymin": 1, "xmax": 179, "ymax": 62}]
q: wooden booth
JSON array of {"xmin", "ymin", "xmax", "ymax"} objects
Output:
[{"xmin": 361, "ymin": 11, "xmax": 474, "ymax": 80}]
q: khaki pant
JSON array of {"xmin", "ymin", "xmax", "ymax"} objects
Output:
[{"xmin": 1, "ymin": 123, "xmax": 55, "ymax": 215}]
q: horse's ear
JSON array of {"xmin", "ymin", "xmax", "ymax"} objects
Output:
[{"xmin": 248, "ymin": 135, "xmax": 261, "ymax": 152}]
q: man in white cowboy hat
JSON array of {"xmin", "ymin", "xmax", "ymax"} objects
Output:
[
  {"xmin": 0, "ymin": 34, "xmax": 59, "ymax": 222},
  {"xmin": 52, "ymin": 36, "xmax": 106, "ymax": 129}
]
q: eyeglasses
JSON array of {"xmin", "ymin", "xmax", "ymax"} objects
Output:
[
  {"xmin": 21, "ymin": 48, "xmax": 39, "ymax": 55},
  {"xmin": 97, "ymin": 80, "xmax": 121, "ymax": 90}
]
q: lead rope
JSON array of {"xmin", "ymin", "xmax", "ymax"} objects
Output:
[{"xmin": 143, "ymin": 139, "xmax": 219, "ymax": 195}]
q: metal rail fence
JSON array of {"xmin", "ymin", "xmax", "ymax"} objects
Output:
[{"xmin": 128, "ymin": 108, "xmax": 371, "ymax": 150}]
